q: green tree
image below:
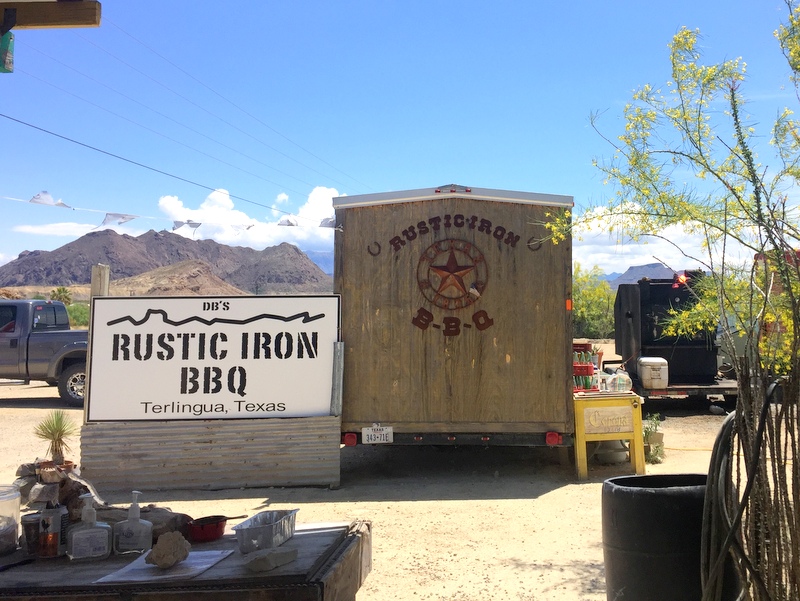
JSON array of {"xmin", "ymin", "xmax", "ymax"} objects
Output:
[
  {"xmin": 547, "ymin": 7, "xmax": 800, "ymax": 599},
  {"xmin": 49, "ymin": 286, "xmax": 72, "ymax": 306},
  {"xmin": 66, "ymin": 302, "xmax": 89, "ymax": 328},
  {"xmin": 572, "ymin": 263, "xmax": 615, "ymax": 338}
]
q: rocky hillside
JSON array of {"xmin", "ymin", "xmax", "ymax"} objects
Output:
[{"xmin": 0, "ymin": 230, "xmax": 332, "ymax": 294}]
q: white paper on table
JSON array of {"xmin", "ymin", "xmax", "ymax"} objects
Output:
[{"xmin": 94, "ymin": 550, "xmax": 234, "ymax": 583}]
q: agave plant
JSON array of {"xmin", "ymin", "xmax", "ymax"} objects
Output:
[{"xmin": 34, "ymin": 409, "xmax": 78, "ymax": 465}]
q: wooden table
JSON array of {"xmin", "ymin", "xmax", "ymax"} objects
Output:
[{"xmin": 0, "ymin": 521, "xmax": 371, "ymax": 601}]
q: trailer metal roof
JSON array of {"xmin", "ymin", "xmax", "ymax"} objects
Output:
[{"xmin": 332, "ymin": 184, "xmax": 573, "ymax": 209}]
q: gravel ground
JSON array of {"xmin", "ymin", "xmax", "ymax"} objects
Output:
[{"xmin": 0, "ymin": 380, "xmax": 730, "ymax": 601}]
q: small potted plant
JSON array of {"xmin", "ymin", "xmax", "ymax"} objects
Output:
[
  {"xmin": 591, "ymin": 344, "xmax": 604, "ymax": 370},
  {"xmin": 34, "ymin": 409, "xmax": 78, "ymax": 470},
  {"xmin": 642, "ymin": 412, "xmax": 665, "ymax": 464}
]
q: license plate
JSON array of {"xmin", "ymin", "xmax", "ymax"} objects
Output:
[{"xmin": 362, "ymin": 426, "xmax": 393, "ymax": 444}]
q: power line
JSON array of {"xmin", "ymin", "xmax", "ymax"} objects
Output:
[
  {"xmin": 17, "ymin": 68, "xmax": 310, "ymax": 197},
  {"xmin": 104, "ymin": 18, "xmax": 373, "ymax": 193},
  {"xmin": 0, "ymin": 112, "xmax": 324, "ymax": 225},
  {"xmin": 74, "ymin": 30, "xmax": 362, "ymax": 193},
  {"xmin": 19, "ymin": 42, "xmax": 322, "ymax": 191}
]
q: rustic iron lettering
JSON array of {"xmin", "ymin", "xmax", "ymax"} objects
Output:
[
  {"xmin": 442, "ymin": 317, "xmax": 460, "ymax": 336},
  {"xmin": 412, "ymin": 308, "xmax": 495, "ymax": 335},
  {"xmin": 402, "ymin": 226, "xmax": 417, "ymax": 241},
  {"xmin": 472, "ymin": 310, "xmax": 494, "ymax": 330},
  {"xmin": 412, "ymin": 307, "xmax": 434, "ymax": 330},
  {"xmin": 389, "ymin": 214, "xmax": 519, "ymax": 252}
]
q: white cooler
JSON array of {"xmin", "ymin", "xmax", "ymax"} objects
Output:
[{"xmin": 637, "ymin": 357, "xmax": 669, "ymax": 388}]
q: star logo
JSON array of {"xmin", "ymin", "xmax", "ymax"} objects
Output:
[
  {"xmin": 417, "ymin": 240, "xmax": 488, "ymax": 310},
  {"xmin": 430, "ymin": 249, "xmax": 474, "ymax": 296}
]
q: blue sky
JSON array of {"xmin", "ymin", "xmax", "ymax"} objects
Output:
[{"xmin": 0, "ymin": 1, "xmax": 795, "ymax": 275}]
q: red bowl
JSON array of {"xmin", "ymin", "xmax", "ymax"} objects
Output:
[{"xmin": 188, "ymin": 515, "xmax": 228, "ymax": 542}]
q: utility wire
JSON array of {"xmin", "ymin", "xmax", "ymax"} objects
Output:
[
  {"xmin": 74, "ymin": 30, "xmax": 359, "ymax": 192},
  {"xmin": 104, "ymin": 18, "xmax": 373, "ymax": 193},
  {"xmin": 0, "ymin": 112, "xmax": 324, "ymax": 225},
  {"xmin": 19, "ymin": 42, "xmax": 320, "ymax": 191},
  {"xmin": 17, "ymin": 68, "xmax": 310, "ymax": 197}
]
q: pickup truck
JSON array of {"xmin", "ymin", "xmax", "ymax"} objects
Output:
[{"xmin": 0, "ymin": 299, "xmax": 88, "ymax": 406}]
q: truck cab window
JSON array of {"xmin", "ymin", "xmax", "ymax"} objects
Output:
[
  {"xmin": 0, "ymin": 306, "xmax": 16, "ymax": 333},
  {"xmin": 32, "ymin": 304, "xmax": 70, "ymax": 330}
]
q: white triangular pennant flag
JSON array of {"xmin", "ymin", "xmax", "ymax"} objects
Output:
[
  {"xmin": 173, "ymin": 220, "xmax": 202, "ymax": 231},
  {"xmin": 29, "ymin": 191, "xmax": 71, "ymax": 208},
  {"xmin": 319, "ymin": 217, "xmax": 336, "ymax": 228},
  {"xmin": 278, "ymin": 215, "xmax": 299, "ymax": 226},
  {"xmin": 96, "ymin": 212, "xmax": 137, "ymax": 228}
]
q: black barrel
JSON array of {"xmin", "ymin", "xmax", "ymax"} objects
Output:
[{"xmin": 602, "ymin": 474, "xmax": 707, "ymax": 601}]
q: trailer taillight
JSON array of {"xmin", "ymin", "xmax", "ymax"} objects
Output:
[
  {"xmin": 342, "ymin": 433, "xmax": 358, "ymax": 447},
  {"xmin": 545, "ymin": 431, "xmax": 563, "ymax": 446}
]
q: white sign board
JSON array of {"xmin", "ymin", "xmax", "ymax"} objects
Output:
[{"xmin": 87, "ymin": 296, "xmax": 340, "ymax": 422}]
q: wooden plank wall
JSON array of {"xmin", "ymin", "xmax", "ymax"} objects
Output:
[
  {"xmin": 79, "ymin": 416, "xmax": 341, "ymax": 492},
  {"xmin": 335, "ymin": 197, "xmax": 573, "ymax": 434}
]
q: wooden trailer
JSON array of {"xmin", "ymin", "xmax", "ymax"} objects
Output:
[{"xmin": 333, "ymin": 184, "xmax": 575, "ymax": 447}]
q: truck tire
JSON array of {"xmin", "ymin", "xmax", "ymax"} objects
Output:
[{"xmin": 58, "ymin": 362, "xmax": 86, "ymax": 407}]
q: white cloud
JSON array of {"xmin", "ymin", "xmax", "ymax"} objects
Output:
[
  {"xmin": 158, "ymin": 186, "xmax": 338, "ymax": 252},
  {"xmin": 572, "ymin": 221, "xmax": 756, "ymax": 275}
]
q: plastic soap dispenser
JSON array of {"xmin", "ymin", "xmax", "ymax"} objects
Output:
[
  {"xmin": 112, "ymin": 490, "xmax": 153, "ymax": 554},
  {"xmin": 67, "ymin": 493, "xmax": 112, "ymax": 560}
]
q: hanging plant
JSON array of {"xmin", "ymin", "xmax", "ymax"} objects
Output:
[{"xmin": 34, "ymin": 409, "xmax": 78, "ymax": 466}]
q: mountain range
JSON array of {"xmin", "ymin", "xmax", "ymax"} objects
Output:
[
  {"xmin": 0, "ymin": 229, "xmax": 332, "ymax": 294},
  {"xmin": 0, "ymin": 229, "xmax": 676, "ymax": 296},
  {"xmin": 605, "ymin": 263, "xmax": 675, "ymax": 290}
]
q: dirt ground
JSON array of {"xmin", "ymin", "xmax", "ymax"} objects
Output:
[{"xmin": 0, "ymin": 378, "xmax": 729, "ymax": 601}]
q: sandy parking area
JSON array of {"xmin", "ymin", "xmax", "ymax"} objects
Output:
[{"xmin": 0, "ymin": 380, "xmax": 728, "ymax": 600}]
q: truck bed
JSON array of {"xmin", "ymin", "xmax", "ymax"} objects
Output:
[{"xmin": 632, "ymin": 378, "xmax": 738, "ymax": 400}]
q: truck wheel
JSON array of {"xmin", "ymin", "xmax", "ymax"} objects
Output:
[{"xmin": 58, "ymin": 363, "xmax": 86, "ymax": 407}]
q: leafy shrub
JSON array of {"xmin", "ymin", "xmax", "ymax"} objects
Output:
[{"xmin": 67, "ymin": 302, "xmax": 90, "ymax": 327}]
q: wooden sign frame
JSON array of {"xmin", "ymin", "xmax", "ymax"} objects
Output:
[{"xmin": 0, "ymin": 1, "xmax": 101, "ymax": 30}]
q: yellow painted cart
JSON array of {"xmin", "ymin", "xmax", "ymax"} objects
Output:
[{"xmin": 573, "ymin": 392, "xmax": 646, "ymax": 481}]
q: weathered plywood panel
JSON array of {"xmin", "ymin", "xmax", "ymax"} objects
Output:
[
  {"xmin": 335, "ymin": 196, "xmax": 573, "ymax": 434},
  {"xmin": 80, "ymin": 416, "xmax": 341, "ymax": 491}
]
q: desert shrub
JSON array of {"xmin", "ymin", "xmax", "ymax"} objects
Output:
[{"xmin": 67, "ymin": 302, "xmax": 89, "ymax": 327}]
